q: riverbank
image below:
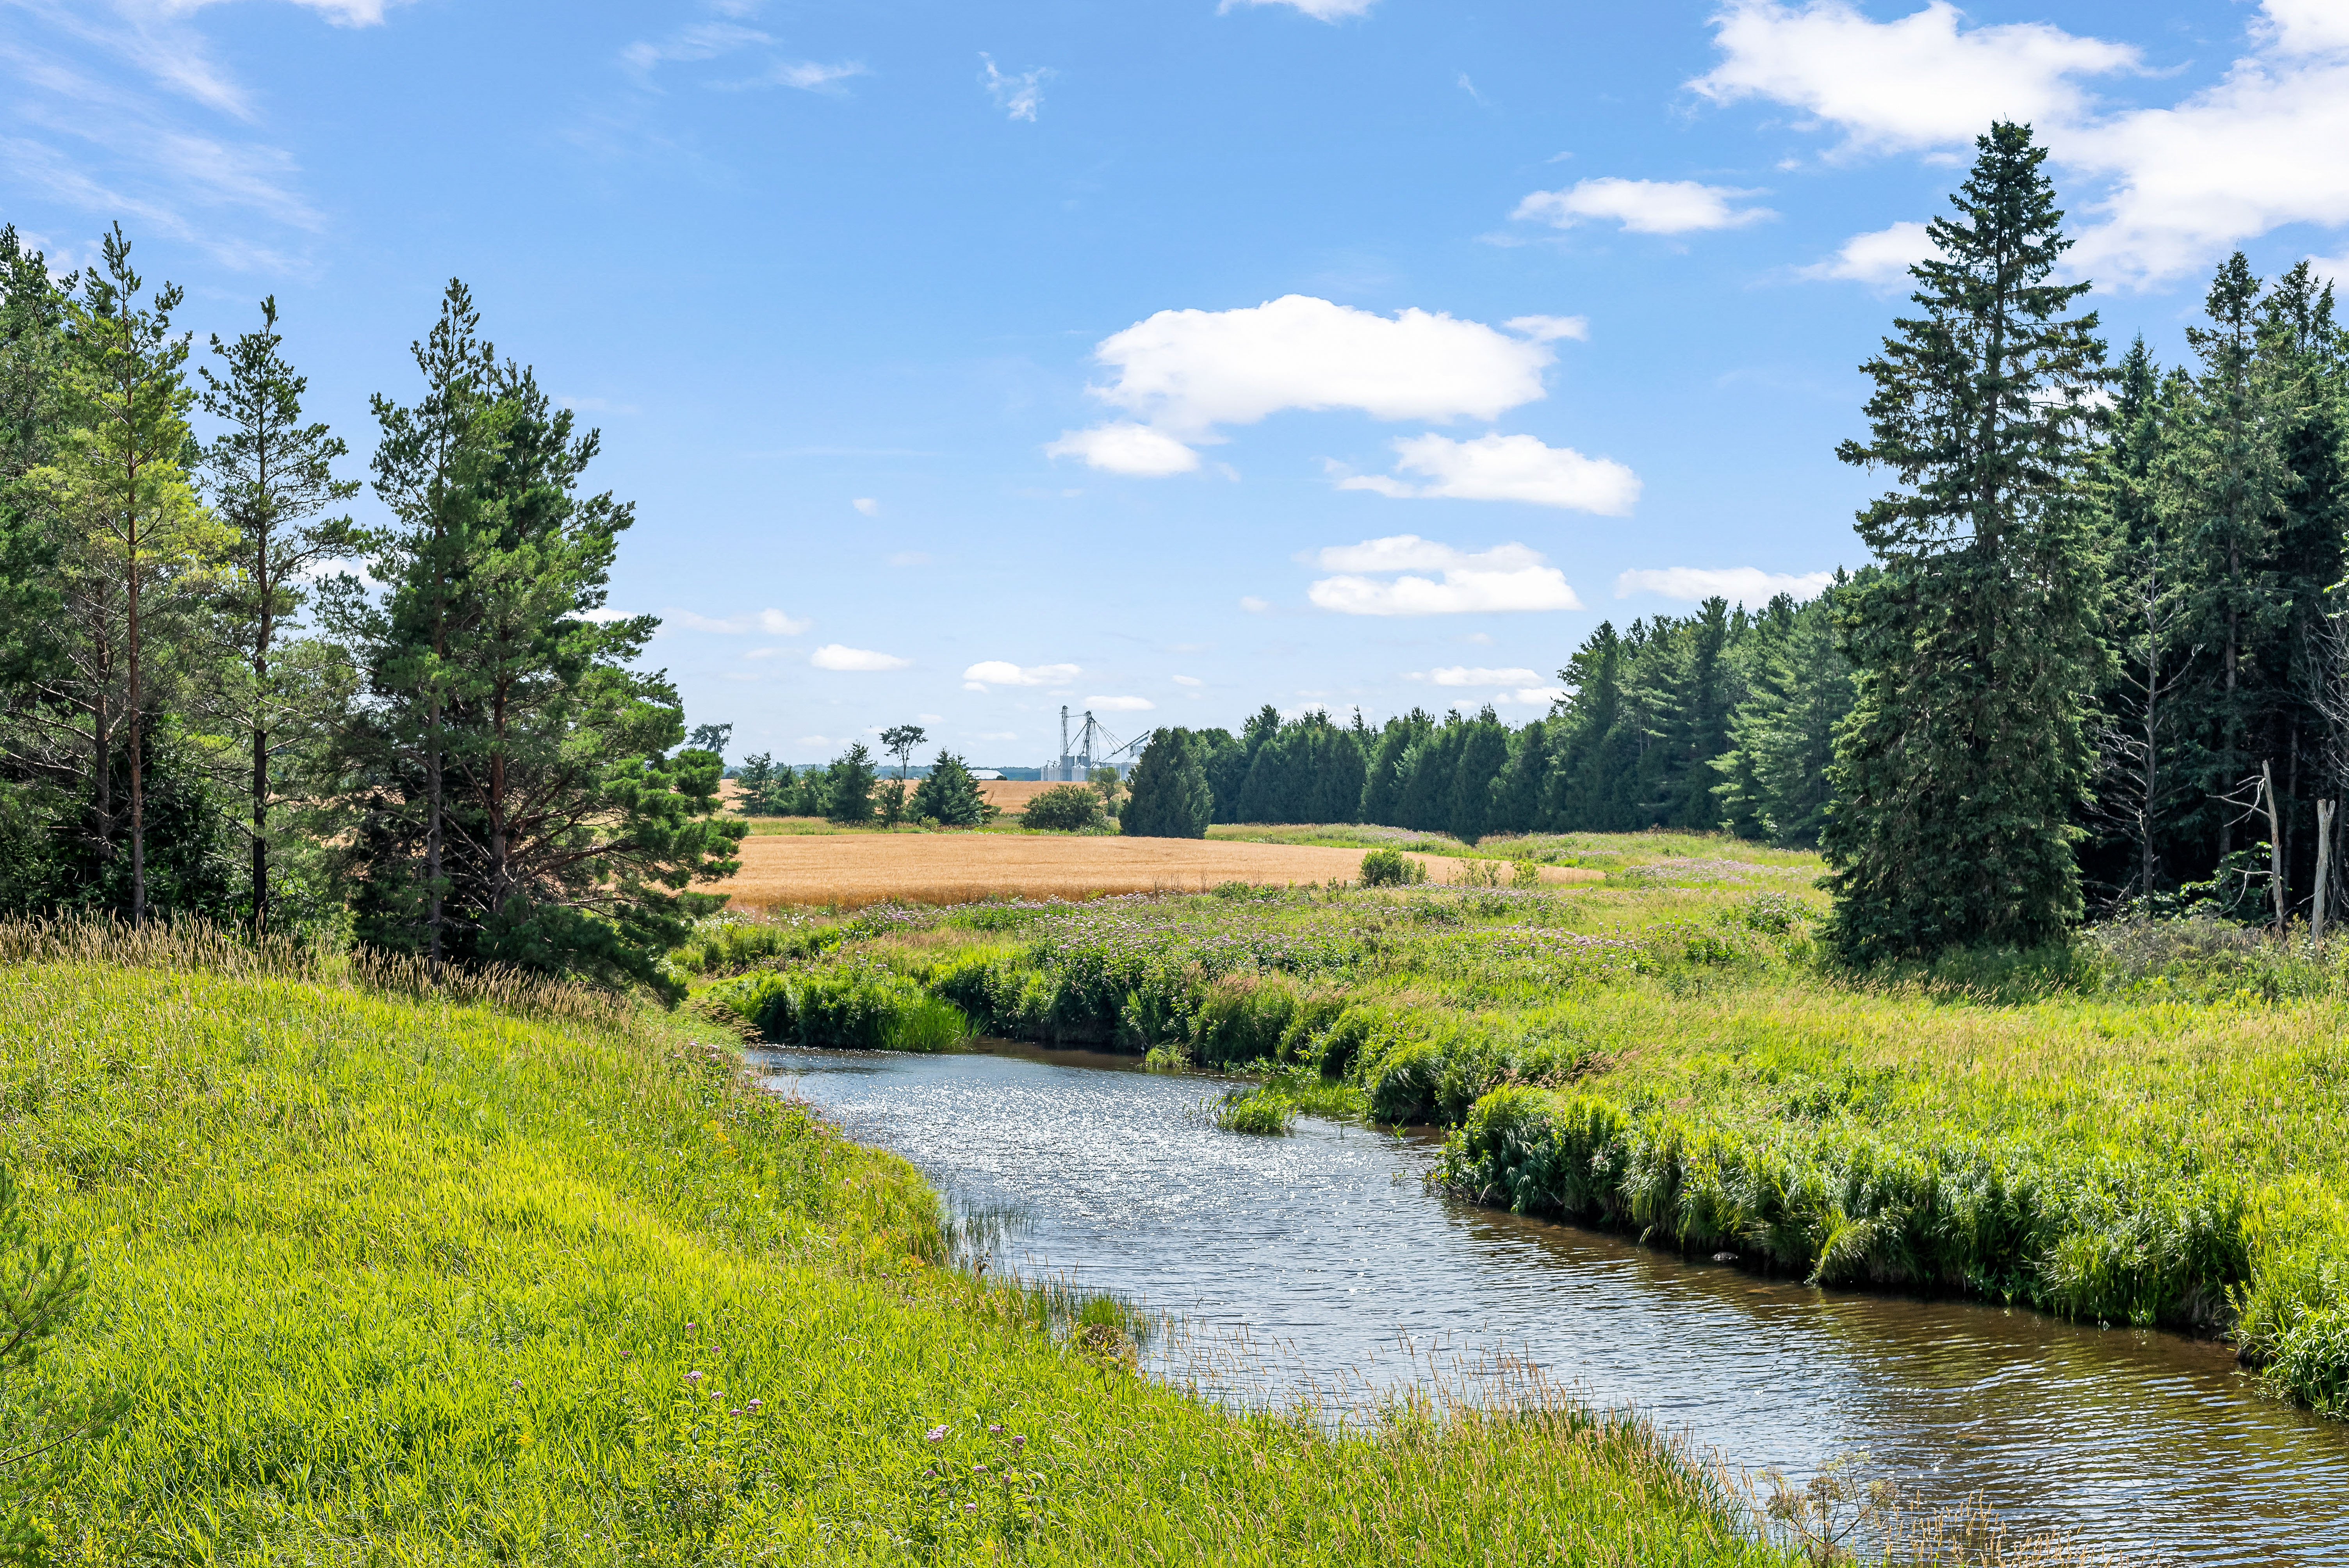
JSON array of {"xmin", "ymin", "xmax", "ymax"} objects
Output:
[
  {"xmin": 0, "ymin": 940, "xmax": 1790, "ymax": 1563},
  {"xmin": 686, "ymin": 847, "xmax": 2349, "ymax": 1418}
]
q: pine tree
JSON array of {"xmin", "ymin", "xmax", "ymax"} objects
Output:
[
  {"xmin": 1122, "ymin": 727, "xmax": 1212, "ymax": 838},
  {"xmin": 825, "ymin": 743, "xmax": 878, "ymax": 825},
  {"xmin": 29, "ymin": 226, "xmax": 230, "ymax": 924},
  {"xmin": 734, "ymin": 751, "xmax": 778, "ymax": 815},
  {"xmin": 910, "ymin": 751, "xmax": 986, "ymax": 827},
  {"xmin": 197, "ymin": 297, "xmax": 359, "ymax": 936},
  {"xmin": 344, "ymin": 280, "xmax": 503, "ymax": 966},
  {"xmin": 1713, "ymin": 584, "xmax": 1855, "ymax": 847},
  {"xmin": 1822, "ymin": 122, "xmax": 2110, "ymax": 960},
  {"xmin": 2168, "ymin": 254, "xmax": 2289, "ymax": 865},
  {"xmin": 1447, "ymin": 706, "xmax": 1510, "ymax": 843}
]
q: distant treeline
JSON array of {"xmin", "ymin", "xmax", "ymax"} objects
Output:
[
  {"xmin": 1121, "ymin": 584, "xmax": 1850, "ymax": 848},
  {"xmin": 1132, "ymin": 129, "xmax": 2349, "ymax": 951}
]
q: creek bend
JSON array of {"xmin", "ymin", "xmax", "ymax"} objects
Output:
[{"xmin": 757, "ymin": 1040, "xmax": 2346, "ymax": 1565}]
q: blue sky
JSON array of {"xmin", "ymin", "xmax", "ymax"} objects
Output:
[{"xmin": 7, "ymin": 0, "xmax": 2348, "ymax": 766}]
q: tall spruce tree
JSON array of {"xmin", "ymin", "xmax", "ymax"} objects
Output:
[
  {"xmin": 1122, "ymin": 727, "xmax": 1212, "ymax": 838},
  {"xmin": 1822, "ymin": 122, "xmax": 2110, "ymax": 960},
  {"xmin": 2168, "ymin": 254, "xmax": 2289, "ymax": 865},
  {"xmin": 197, "ymin": 298, "xmax": 358, "ymax": 936}
]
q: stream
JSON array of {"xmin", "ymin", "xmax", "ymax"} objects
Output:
[{"xmin": 756, "ymin": 1040, "xmax": 2347, "ymax": 1565}]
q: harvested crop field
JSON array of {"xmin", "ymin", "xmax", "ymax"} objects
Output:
[{"xmin": 709, "ymin": 833, "xmax": 1601, "ymax": 909}]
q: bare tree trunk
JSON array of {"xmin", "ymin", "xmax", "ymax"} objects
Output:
[
  {"xmin": 2315, "ymin": 799, "xmax": 2335, "ymax": 945},
  {"xmin": 2263, "ymin": 759, "xmax": 2286, "ymax": 934}
]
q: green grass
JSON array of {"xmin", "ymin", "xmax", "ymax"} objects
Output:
[
  {"xmin": 734, "ymin": 836, "xmax": 2349, "ymax": 1419},
  {"xmin": 0, "ymin": 944, "xmax": 1804, "ymax": 1565}
]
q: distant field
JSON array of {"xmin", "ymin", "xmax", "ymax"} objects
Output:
[{"xmin": 709, "ymin": 832, "xmax": 1602, "ymax": 909}]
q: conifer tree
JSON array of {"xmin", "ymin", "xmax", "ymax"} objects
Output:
[
  {"xmin": 30, "ymin": 227, "xmax": 229, "ymax": 924},
  {"xmin": 344, "ymin": 281, "xmax": 502, "ymax": 966},
  {"xmin": 197, "ymin": 297, "xmax": 358, "ymax": 936},
  {"xmin": 2168, "ymin": 254, "xmax": 2289, "ymax": 862},
  {"xmin": 1823, "ymin": 123, "xmax": 2110, "ymax": 960},
  {"xmin": 1122, "ymin": 727, "xmax": 1212, "ymax": 838},
  {"xmin": 825, "ymin": 743, "xmax": 878, "ymax": 825},
  {"xmin": 910, "ymin": 751, "xmax": 986, "ymax": 827}
]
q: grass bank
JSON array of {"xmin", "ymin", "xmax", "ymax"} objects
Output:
[
  {"xmin": 0, "ymin": 939, "xmax": 1797, "ymax": 1564},
  {"xmin": 673, "ymin": 837, "xmax": 2349, "ymax": 1418}
]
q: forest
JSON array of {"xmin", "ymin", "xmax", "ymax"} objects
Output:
[
  {"xmin": 0, "ymin": 228, "xmax": 743, "ymax": 992},
  {"xmin": 1126, "ymin": 139, "xmax": 2348, "ymax": 954}
]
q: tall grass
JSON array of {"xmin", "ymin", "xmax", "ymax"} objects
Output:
[
  {"xmin": 706, "ymin": 962, "xmax": 972, "ymax": 1052},
  {"xmin": 0, "ymin": 951, "xmax": 1807, "ymax": 1564},
  {"xmin": 734, "ymin": 852, "xmax": 2349, "ymax": 1418}
]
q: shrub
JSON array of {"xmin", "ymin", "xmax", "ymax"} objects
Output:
[
  {"xmin": 1359, "ymin": 848, "xmax": 1427, "ymax": 887},
  {"xmin": 707, "ymin": 966, "xmax": 969, "ymax": 1052},
  {"xmin": 1023, "ymin": 785, "xmax": 1104, "ymax": 832},
  {"xmin": 1214, "ymin": 1087, "xmax": 1299, "ymax": 1135}
]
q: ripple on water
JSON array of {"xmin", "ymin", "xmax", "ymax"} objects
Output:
[{"xmin": 761, "ymin": 1042, "xmax": 2349, "ymax": 1568}]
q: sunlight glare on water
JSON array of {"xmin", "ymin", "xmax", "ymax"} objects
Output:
[{"xmin": 761, "ymin": 1041, "xmax": 2348, "ymax": 1566}]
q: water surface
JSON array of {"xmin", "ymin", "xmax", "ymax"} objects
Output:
[{"xmin": 759, "ymin": 1041, "xmax": 2347, "ymax": 1565}]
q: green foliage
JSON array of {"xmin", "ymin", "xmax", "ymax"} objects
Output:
[
  {"xmin": 1121, "ymin": 727, "xmax": 1212, "ymax": 839},
  {"xmin": 1213, "ymin": 1086, "xmax": 1299, "ymax": 1135},
  {"xmin": 195, "ymin": 294, "xmax": 360, "ymax": 938},
  {"xmin": 742, "ymin": 846, "xmax": 2349, "ymax": 1416},
  {"xmin": 1023, "ymin": 783, "xmax": 1104, "ymax": 832},
  {"xmin": 909, "ymin": 750, "xmax": 987, "ymax": 827},
  {"xmin": 1358, "ymin": 847, "xmax": 1426, "ymax": 887},
  {"xmin": 1823, "ymin": 123, "xmax": 2110, "ymax": 961},
  {"xmin": 708, "ymin": 964, "xmax": 969, "ymax": 1052},
  {"xmin": 823, "ymin": 742, "xmax": 877, "ymax": 825}
]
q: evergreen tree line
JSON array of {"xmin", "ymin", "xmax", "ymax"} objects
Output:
[
  {"xmin": 0, "ymin": 226, "xmax": 741, "ymax": 991},
  {"xmin": 1126, "ymin": 126, "xmax": 2349, "ymax": 955}
]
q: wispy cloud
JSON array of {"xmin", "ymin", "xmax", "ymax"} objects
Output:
[
  {"xmin": 1305, "ymin": 535, "xmax": 1583, "ymax": 616},
  {"xmin": 0, "ymin": 2, "xmax": 397, "ymax": 273},
  {"xmin": 664, "ymin": 607, "xmax": 812, "ymax": 634},
  {"xmin": 980, "ymin": 53, "xmax": 1052, "ymax": 121},
  {"xmin": 811, "ymin": 644, "xmax": 912, "ymax": 672}
]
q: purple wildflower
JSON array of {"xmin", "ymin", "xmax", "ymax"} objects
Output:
[
  {"xmin": 686, "ymin": 1370, "xmax": 702, "ymax": 1383},
  {"xmin": 925, "ymin": 1425, "xmax": 948, "ymax": 1443}
]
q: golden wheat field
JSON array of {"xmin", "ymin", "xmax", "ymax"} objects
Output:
[{"xmin": 708, "ymin": 832, "xmax": 1601, "ymax": 909}]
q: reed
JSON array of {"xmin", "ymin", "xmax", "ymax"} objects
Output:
[{"xmin": 732, "ymin": 862, "xmax": 2349, "ymax": 1418}]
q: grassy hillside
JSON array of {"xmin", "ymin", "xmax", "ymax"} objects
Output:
[
  {"xmin": 0, "ymin": 938, "xmax": 1790, "ymax": 1564},
  {"xmin": 685, "ymin": 835, "xmax": 2349, "ymax": 1419}
]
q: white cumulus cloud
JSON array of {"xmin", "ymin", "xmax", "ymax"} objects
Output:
[
  {"xmin": 852, "ymin": 497, "xmax": 880, "ymax": 516},
  {"xmin": 1050, "ymin": 296, "xmax": 1568, "ymax": 474},
  {"xmin": 1801, "ymin": 221, "xmax": 1940, "ymax": 285},
  {"xmin": 1699, "ymin": 0, "xmax": 2349, "ymax": 286},
  {"xmin": 811, "ymin": 644, "xmax": 912, "ymax": 672},
  {"xmin": 962, "ymin": 661, "xmax": 1081, "ymax": 689},
  {"xmin": 1615, "ymin": 567, "xmax": 1835, "ymax": 604},
  {"xmin": 1085, "ymin": 695, "xmax": 1157, "ymax": 712},
  {"xmin": 1306, "ymin": 536, "xmax": 1583, "ymax": 616},
  {"xmin": 1691, "ymin": 0, "xmax": 2141, "ymax": 157},
  {"xmin": 1336, "ymin": 433, "xmax": 1641, "ymax": 515},
  {"xmin": 1513, "ymin": 178, "xmax": 1772, "ymax": 235},
  {"xmin": 1044, "ymin": 422, "xmax": 1200, "ymax": 476}
]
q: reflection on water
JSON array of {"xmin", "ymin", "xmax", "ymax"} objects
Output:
[{"xmin": 759, "ymin": 1041, "xmax": 2347, "ymax": 1566}]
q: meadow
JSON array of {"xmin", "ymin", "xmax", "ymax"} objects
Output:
[
  {"xmin": 682, "ymin": 834, "xmax": 2349, "ymax": 1421},
  {"xmin": 0, "ymin": 921, "xmax": 1831, "ymax": 1565}
]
